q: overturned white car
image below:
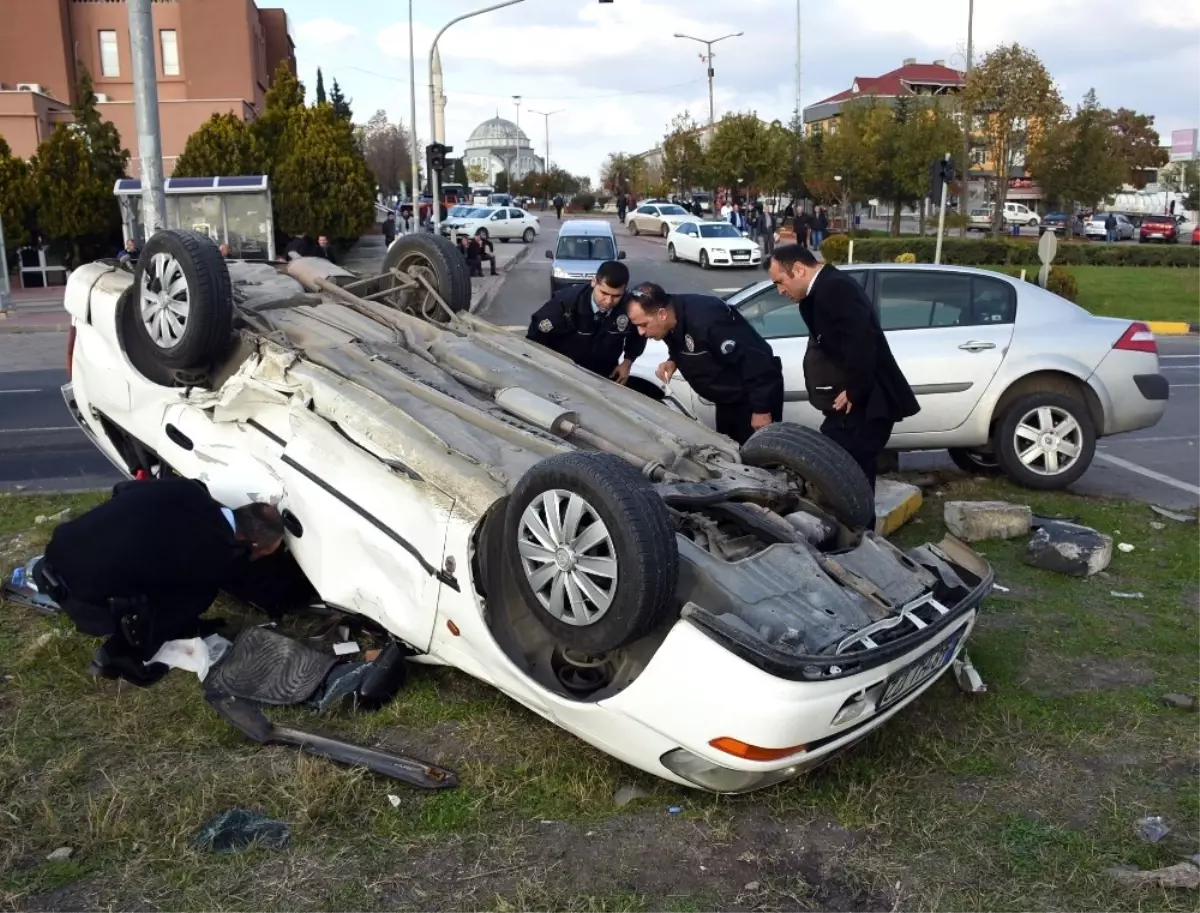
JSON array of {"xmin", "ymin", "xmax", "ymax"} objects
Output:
[{"xmin": 60, "ymin": 229, "xmax": 993, "ymax": 793}]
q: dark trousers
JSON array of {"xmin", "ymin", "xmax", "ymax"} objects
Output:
[
  {"xmin": 715, "ymin": 386, "xmax": 785, "ymax": 446},
  {"xmin": 820, "ymin": 412, "xmax": 894, "ymax": 491}
]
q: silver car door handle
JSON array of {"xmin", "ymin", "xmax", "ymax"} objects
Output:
[{"xmin": 958, "ymin": 341, "xmax": 996, "ymax": 352}]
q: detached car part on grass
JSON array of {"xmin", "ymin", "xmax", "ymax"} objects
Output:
[{"xmin": 60, "ymin": 229, "xmax": 994, "ymax": 793}]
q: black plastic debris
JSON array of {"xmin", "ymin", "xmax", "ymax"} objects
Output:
[{"xmin": 190, "ymin": 807, "xmax": 291, "ymax": 854}]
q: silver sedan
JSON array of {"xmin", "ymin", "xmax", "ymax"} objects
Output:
[{"xmin": 635, "ymin": 264, "xmax": 1168, "ymax": 490}]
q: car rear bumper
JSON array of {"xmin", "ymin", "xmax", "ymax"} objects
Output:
[{"xmin": 1089, "ymin": 350, "xmax": 1169, "ymax": 434}]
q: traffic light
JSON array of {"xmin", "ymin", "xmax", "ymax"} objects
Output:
[
  {"xmin": 426, "ymin": 142, "xmax": 453, "ymax": 173},
  {"xmin": 929, "ymin": 156, "xmax": 956, "ymax": 201}
]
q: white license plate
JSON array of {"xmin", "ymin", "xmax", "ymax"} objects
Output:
[{"xmin": 877, "ymin": 630, "xmax": 962, "ymax": 711}]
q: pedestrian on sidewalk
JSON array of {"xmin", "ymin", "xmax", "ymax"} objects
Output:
[
  {"xmin": 554, "ymin": 194, "xmax": 564, "ymax": 219},
  {"xmin": 382, "ymin": 212, "xmax": 397, "ymax": 248},
  {"xmin": 617, "ymin": 193, "xmax": 627, "ymax": 224},
  {"xmin": 118, "ymin": 238, "xmax": 140, "ymax": 264},
  {"xmin": 812, "ymin": 207, "xmax": 828, "ymax": 251}
]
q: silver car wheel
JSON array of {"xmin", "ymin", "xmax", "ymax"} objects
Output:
[
  {"xmin": 1014, "ymin": 405, "xmax": 1082, "ymax": 475},
  {"xmin": 517, "ymin": 489, "xmax": 618, "ymax": 627},
  {"xmin": 139, "ymin": 252, "xmax": 190, "ymax": 348}
]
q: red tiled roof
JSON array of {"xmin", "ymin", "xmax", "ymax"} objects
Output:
[{"xmin": 812, "ymin": 62, "xmax": 965, "ymax": 107}]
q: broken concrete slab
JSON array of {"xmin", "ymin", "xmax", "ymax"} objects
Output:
[
  {"xmin": 1108, "ymin": 862, "xmax": 1200, "ymax": 891},
  {"xmin": 943, "ymin": 500, "xmax": 1033, "ymax": 542},
  {"xmin": 1162, "ymin": 693, "xmax": 1199, "ymax": 712},
  {"xmin": 1023, "ymin": 521, "xmax": 1113, "ymax": 577},
  {"xmin": 46, "ymin": 847, "xmax": 73, "ymax": 862},
  {"xmin": 875, "ymin": 479, "xmax": 923, "ymax": 536}
]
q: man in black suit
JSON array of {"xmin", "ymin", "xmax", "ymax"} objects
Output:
[
  {"xmin": 34, "ymin": 478, "xmax": 285, "ymax": 686},
  {"xmin": 626, "ymin": 282, "xmax": 784, "ymax": 445},
  {"xmin": 767, "ymin": 243, "xmax": 918, "ymax": 489}
]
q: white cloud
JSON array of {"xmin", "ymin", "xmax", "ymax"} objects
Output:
[
  {"xmin": 283, "ymin": 0, "xmax": 1200, "ymax": 183},
  {"xmin": 294, "ymin": 17, "xmax": 359, "ymax": 46}
]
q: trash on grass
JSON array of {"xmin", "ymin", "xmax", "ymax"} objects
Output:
[
  {"xmin": 1117, "ymin": 542, "xmax": 1135, "ymax": 553},
  {"xmin": 1109, "ymin": 862, "xmax": 1200, "ymax": 890},
  {"xmin": 46, "ymin": 846, "xmax": 73, "ymax": 862},
  {"xmin": 190, "ymin": 808, "xmax": 291, "ymax": 854},
  {"xmin": 387, "ymin": 794, "xmax": 402, "ymax": 808},
  {"xmin": 1136, "ymin": 815, "xmax": 1171, "ymax": 843},
  {"xmin": 1149, "ymin": 521, "xmax": 1165, "ymax": 531},
  {"xmin": 148, "ymin": 634, "xmax": 232, "ymax": 681},
  {"xmin": 668, "ymin": 806, "xmax": 682, "ymax": 814},
  {"xmin": 34, "ymin": 509, "xmax": 71, "ymax": 525},
  {"xmin": 613, "ymin": 783, "xmax": 650, "ymax": 808},
  {"xmin": 1150, "ymin": 505, "xmax": 1196, "ymax": 523},
  {"xmin": 1110, "ymin": 591, "xmax": 1145, "ymax": 599},
  {"xmin": 1162, "ymin": 693, "xmax": 1199, "ymax": 712},
  {"xmin": 993, "ymin": 583, "xmax": 1011, "ymax": 593}
]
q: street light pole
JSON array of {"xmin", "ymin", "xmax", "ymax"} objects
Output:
[
  {"xmin": 512, "ymin": 95, "xmax": 522, "ymax": 184},
  {"xmin": 959, "ymin": 0, "xmax": 974, "ymax": 236},
  {"xmin": 673, "ymin": 31, "xmax": 743, "ymax": 127},
  {"xmin": 408, "ymin": 0, "xmax": 420, "ymax": 214},
  {"xmin": 127, "ymin": 0, "xmax": 166, "ymax": 238},
  {"xmin": 529, "ymin": 108, "xmax": 562, "ymax": 205},
  {"xmin": 429, "ymin": 0, "xmax": 526, "ymax": 233}
]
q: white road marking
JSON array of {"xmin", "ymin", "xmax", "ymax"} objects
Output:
[
  {"xmin": 1162, "ymin": 365, "xmax": 1199, "ymax": 371},
  {"xmin": 0, "ymin": 389, "xmax": 41, "ymax": 395},
  {"xmin": 1169, "ymin": 383, "xmax": 1200, "ymax": 388},
  {"xmin": 0, "ymin": 426, "xmax": 77, "ymax": 433},
  {"xmin": 1160, "ymin": 355, "xmax": 1200, "ymax": 360},
  {"xmin": 1102, "ymin": 434, "xmax": 1198, "ymax": 445},
  {"xmin": 1094, "ymin": 452, "xmax": 1200, "ymax": 497}
]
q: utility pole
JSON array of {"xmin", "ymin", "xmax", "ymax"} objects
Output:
[
  {"xmin": 0, "ymin": 212, "xmax": 10, "ymax": 314},
  {"xmin": 408, "ymin": 0, "xmax": 420, "ymax": 211},
  {"xmin": 959, "ymin": 0, "xmax": 974, "ymax": 237},
  {"xmin": 674, "ymin": 31, "xmax": 743, "ymax": 127},
  {"xmin": 127, "ymin": 0, "xmax": 166, "ymax": 238},
  {"xmin": 529, "ymin": 108, "xmax": 562, "ymax": 205},
  {"xmin": 934, "ymin": 153, "xmax": 951, "ymax": 264},
  {"xmin": 795, "ymin": 0, "xmax": 802, "ymax": 128}
]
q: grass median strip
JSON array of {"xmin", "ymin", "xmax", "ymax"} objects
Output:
[{"xmin": 1, "ymin": 479, "xmax": 1197, "ymax": 911}]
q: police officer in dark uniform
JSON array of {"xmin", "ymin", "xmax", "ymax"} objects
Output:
[
  {"xmin": 626, "ymin": 282, "xmax": 784, "ymax": 444},
  {"xmin": 33, "ymin": 478, "xmax": 286, "ymax": 686},
  {"xmin": 526, "ymin": 260, "xmax": 645, "ymax": 384}
]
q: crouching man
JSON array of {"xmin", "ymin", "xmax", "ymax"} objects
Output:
[{"xmin": 34, "ymin": 478, "xmax": 284, "ymax": 686}]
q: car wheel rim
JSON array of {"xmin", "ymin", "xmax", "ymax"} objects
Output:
[
  {"xmin": 390, "ymin": 250, "xmax": 442, "ymax": 318},
  {"xmin": 139, "ymin": 252, "xmax": 190, "ymax": 348},
  {"xmin": 1014, "ymin": 405, "xmax": 1083, "ymax": 475},
  {"xmin": 518, "ymin": 489, "xmax": 618, "ymax": 627}
]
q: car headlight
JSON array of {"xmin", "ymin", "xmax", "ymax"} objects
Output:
[
  {"xmin": 552, "ymin": 266, "xmax": 569, "ymax": 278},
  {"xmin": 660, "ymin": 748, "xmax": 807, "ymax": 793},
  {"xmin": 710, "ymin": 247, "xmax": 727, "ymax": 254}
]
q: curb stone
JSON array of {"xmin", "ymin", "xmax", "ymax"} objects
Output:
[
  {"xmin": 1145, "ymin": 320, "xmax": 1199, "ymax": 336},
  {"xmin": 874, "ymin": 479, "xmax": 923, "ymax": 536}
]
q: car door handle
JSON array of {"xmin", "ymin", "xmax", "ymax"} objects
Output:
[{"xmin": 958, "ymin": 341, "xmax": 996, "ymax": 352}]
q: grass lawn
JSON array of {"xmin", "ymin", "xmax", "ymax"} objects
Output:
[
  {"xmin": 1, "ymin": 479, "xmax": 1197, "ymax": 911},
  {"xmin": 989, "ymin": 265, "xmax": 1199, "ymax": 324}
]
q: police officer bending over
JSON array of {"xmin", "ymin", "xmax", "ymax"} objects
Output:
[
  {"xmin": 34, "ymin": 478, "xmax": 285, "ymax": 687},
  {"xmin": 626, "ymin": 282, "xmax": 784, "ymax": 445},
  {"xmin": 527, "ymin": 260, "xmax": 645, "ymax": 384}
]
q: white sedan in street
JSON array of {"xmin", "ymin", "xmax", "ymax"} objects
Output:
[
  {"xmin": 440, "ymin": 205, "xmax": 540, "ymax": 243},
  {"xmin": 667, "ymin": 220, "xmax": 761, "ymax": 269},
  {"xmin": 626, "ymin": 203, "xmax": 693, "ymax": 237}
]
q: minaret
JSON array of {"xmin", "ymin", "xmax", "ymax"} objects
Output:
[{"xmin": 432, "ymin": 47, "xmax": 447, "ymax": 143}]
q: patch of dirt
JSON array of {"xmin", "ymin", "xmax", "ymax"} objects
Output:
[{"xmin": 1018, "ymin": 653, "xmax": 1156, "ymax": 696}]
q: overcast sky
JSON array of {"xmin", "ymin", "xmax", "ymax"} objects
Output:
[{"xmin": 282, "ymin": 0, "xmax": 1199, "ymax": 183}]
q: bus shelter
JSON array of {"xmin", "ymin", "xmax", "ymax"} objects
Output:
[{"xmin": 114, "ymin": 176, "xmax": 276, "ymax": 261}]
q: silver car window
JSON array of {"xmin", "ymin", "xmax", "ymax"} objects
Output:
[{"xmin": 739, "ymin": 286, "xmax": 809, "ymax": 339}]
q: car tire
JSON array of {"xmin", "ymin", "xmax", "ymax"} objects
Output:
[
  {"xmin": 381, "ymin": 232, "xmax": 471, "ymax": 319},
  {"xmin": 660, "ymin": 224, "xmax": 669, "ymax": 238},
  {"xmin": 628, "ymin": 221, "xmax": 638, "ymax": 236},
  {"xmin": 995, "ymin": 392, "xmax": 1096, "ymax": 490},
  {"xmin": 125, "ymin": 228, "xmax": 232, "ymax": 375},
  {"xmin": 947, "ymin": 448, "xmax": 1003, "ymax": 476},
  {"xmin": 667, "ymin": 243, "xmax": 677, "ymax": 262},
  {"xmin": 505, "ymin": 452, "xmax": 679, "ymax": 652},
  {"xmin": 523, "ymin": 227, "xmax": 535, "ymax": 243},
  {"xmin": 740, "ymin": 422, "xmax": 875, "ymax": 530},
  {"xmin": 1028, "ymin": 218, "xmax": 1037, "ymax": 227},
  {"xmin": 699, "ymin": 250, "xmax": 710, "ymax": 269}
]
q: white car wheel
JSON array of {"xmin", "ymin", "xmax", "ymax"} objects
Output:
[
  {"xmin": 996, "ymin": 393, "xmax": 1096, "ymax": 489},
  {"xmin": 660, "ymin": 224, "xmax": 669, "ymax": 238},
  {"xmin": 628, "ymin": 221, "xmax": 639, "ymax": 236},
  {"xmin": 667, "ymin": 243, "xmax": 677, "ymax": 262},
  {"xmin": 140, "ymin": 251, "xmax": 191, "ymax": 349},
  {"xmin": 523, "ymin": 227, "xmax": 535, "ymax": 243}
]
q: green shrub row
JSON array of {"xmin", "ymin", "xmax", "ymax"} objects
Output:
[{"xmin": 821, "ymin": 235, "xmax": 1199, "ymax": 268}]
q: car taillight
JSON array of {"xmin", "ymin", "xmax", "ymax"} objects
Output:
[
  {"xmin": 66, "ymin": 324, "xmax": 77, "ymax": 380},
  {"xmin": 1114, "ymin": 321, "xmax": 1157, "ymax": 354}
]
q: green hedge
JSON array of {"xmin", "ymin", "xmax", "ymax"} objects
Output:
[{"xmin": 826, "ymin": 236, "xmax": 1199, "ymax": 268}]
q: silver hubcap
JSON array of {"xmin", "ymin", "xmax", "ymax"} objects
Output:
[
  {"xmin": 517, "ymin": 489, "xmax": 618, "ymax": 626},
  {"xmin": 1014, "ymin": 405, "xmax": 1082, "ymax": 475},
  {"xmin": 139, "ymin": 252, "xmax": 190, "ymax": 348}
]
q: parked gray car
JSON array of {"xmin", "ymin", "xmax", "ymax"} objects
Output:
[
  {"xmin": 630, "ymin": 264, "xmax": 1168, "ymax": 490},
  {"xmin": 547, "ymin": 220, "xmax": 626, "ymax": 294}
]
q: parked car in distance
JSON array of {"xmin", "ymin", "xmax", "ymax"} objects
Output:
[
  {"xmin": 1085, "ymin": 212, "xmax": 1135, "ymax": 241},
  {"xmin": 440, "ymin": 205, "xmax": 540, "ymax": 243},
  {"xmin": 691, "ymin": 192, "xmax": 713, "ymax": 213},
  {"xmin": 1139, "ymin": 214, "xmax": 1179, "ymax": 243},
  {"xmin": 1193, "ymin": 225, "xmax": 1200, "ymax": 245},
  {"xmin": 628, "ymin": 264, "xmax": 1168, "ymax": 491},
  {"xmin": 627, "ymin": 203, "xmax": 693, "ymax": 237},
  {"xmin": 1039, "ymin": 212, "xmax": 1072, "ymax": 236},
  {"xmin": 547, "ymin": 220, "xmax": 626, "ymax": 294},
  {"xmin": 667, "ymin": 220, "xmax": 761, "ymax": 269},
  {"xmin": 966, "ymin": 208, "xmax": 993, "ymax": 232},
  {"xmin": 1001, "ymin": 202, "xmax": 1040, "ymax": 226}
]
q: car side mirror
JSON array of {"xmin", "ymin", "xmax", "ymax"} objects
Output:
[
  {"xmin": 617, "ymin": 251, "xmax": 626, "ymax": 260},
  {"xmin": 742, "ymin": 231, "xmax": 749, "ymax": 238},
  {"xmin": 545, "ymin": 250, "xmax": 553, "ymax": 258}
]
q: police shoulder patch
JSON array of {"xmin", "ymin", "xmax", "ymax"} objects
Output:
[
  {"xmin": 684, "ymin": 333, "xmax": 695, "ymax": 352},
  {"xmin": 616, "ymin": 314, "xmax": 629, "ymax": 331},
  {"xmin": 719, "ymin": 338, "xmax": 737, "ymax": 355},
  {"xmin": 538, "ymin": 318, "xmax": 554, "ymax": 333}
]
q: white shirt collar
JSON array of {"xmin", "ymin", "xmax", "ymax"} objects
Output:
[
  {"xmin": 805, "ymin": 264, "xmax": 826, "ymax": 298},
  {"xmin": 221, "ymin": 507, "xmax": 237, "ymax": 533}
]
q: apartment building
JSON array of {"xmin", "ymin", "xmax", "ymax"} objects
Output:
[{"xmin": 0, "ymin": 0, "xmax": 296, "ymax": 175}]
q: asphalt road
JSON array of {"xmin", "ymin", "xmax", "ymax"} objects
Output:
[{"xmin": 481, "ymin": 215, "xmax": 1200, "ymax": 509}]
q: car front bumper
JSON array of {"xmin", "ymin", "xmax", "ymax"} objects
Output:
[{"xmin": 708, "ymin": 252, "xmax": 762, "ymax": 267}]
